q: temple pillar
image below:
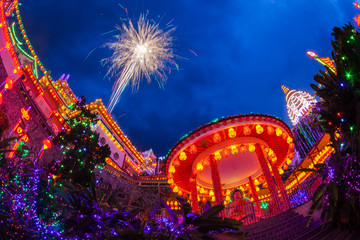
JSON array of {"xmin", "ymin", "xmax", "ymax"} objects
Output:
[
  {"xmin": 255, "ymin": 143, "xmax": 281, "ymax": 210},
  {"xmin": 249, "ymin": 176, "xmax": 261, "ymax": 212},
  {"xmin": 190, "ymin": 178, "xmax": 199, "ymax": 212},
  {"xmin": 209, "ymin": 155, "xmax": 223, "ymax": 205},
  {"xmin": 269, "ymin": 161, "xmax": 291, "ymax": 210}
]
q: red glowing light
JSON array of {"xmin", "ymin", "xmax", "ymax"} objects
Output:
[{"xmin": 354, "ymin": 2, "xmax": 360, "ymax": 9}]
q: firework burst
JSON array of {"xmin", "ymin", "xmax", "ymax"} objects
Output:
[{"xmin": 105, "ymin": 15, "xmax": 178, "ymax": 113}]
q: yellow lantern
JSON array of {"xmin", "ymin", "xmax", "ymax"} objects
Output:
[
  {"xmin": 286, "ymin": 158, "xmax": 292, "ymax": 165},
  {"xmin": 196, "ymin": 162, "xmax": 204, "ymax": 171},
  {"xmin": 179, "ymin": 152, "xmax": 187, "ymax": 161},
  {"xmin": 276, "ymin": 128, "xmax": 282, "ymax": 137},
  {"xmin": 169, "ymin": 165, "xmax": 176, "ymax": 174},
  {"xmin": 211, "ymin": 196, "xmax": 215, "ymax": 202},
  {"xmin": 173, "ymin": 186, "xmax": 179, "ymax": 193},
  {"xmin": 254, "ymin": 179, "xmax": 259, "ymax": 185},
  {"xmin": 228, "ymin": 127, "xmax": 236, "ymax": 138},
  {"xmin": 168, "ymin": 178, "xmax": 174, "ymax": 184},
  {"xmin": 214, "ymin": 152, "xmax": 221, "ymax": 160},
  {"xmin": 287, "ymin": 136, "xmax": 293, "ymax": 144},
  {"xmin": 209, "ymin": 190, "xmax": 214, "ymax": 196},
  {"xmin": 248, "ymin": 144, "xmax": 255, "ymax": 152},
  {"xmin": 200, "ymin": 188, "xmax": 205, "ymax": 194},
  {"xmin": 231, "ymin": 145, "xmax": 238, "ymax": 155},
  {"xmin": 279, "ymin": 168, "xmax": 284, "ymax": 175},
  {"xmin": 256, "ymin": 124, "xmax": 264, "ymax": 134},
  {"xmin": 256, "ymin": 187, "xmax": 260, "ymax": 192},
  {"xmin": 226, "ymin": 195, "xmax": 230, "ymax": 201}
]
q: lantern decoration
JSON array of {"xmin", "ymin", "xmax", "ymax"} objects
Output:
[
  {"xmin": 289, "ymin": 143, "xmax": 295, "ymax": 150},
  {"xmin": 179, "ymin": 151, "xmax": 187, "ymax": 161},
  {"xmin": 43, "ymin": 139, "xmax": 52, "ymax": 149},
  {"xmin": 283, "ymin": 164, "xmax": 288, "ymax": 170},
  {"xmin": 209, "ymin": 190, "xmax": 214, "ymax": 196},
  {"xmin": 226, "ymin": 189, "xmax": 231, "ymax": 195},
  {"xmin": 200, "ymin": 187, "xmax": 205, "ymax": 194},
  {"xmin": 173, "ymin": 186, "xmax": 179, "ymax": 193},
  {"xmin": 279, "ymin": 168, "xmax": 284, "ymax": 175},
  {"xmin": 282, "ymin": 132, "xmax": 288, "ymax": 140},
  {"xmin": 289, "ymin": 152, "xmax": 295, "ymax": 159},
  {"xmin": 189, "ymin": 144, "xmax": 197, "ymax": 154},
  {"xmin": 170, "ymin": 184, "xmax": 175, "ymax": 189},
  {"xmin": 267, "ymin": 126, "xmax": 274, "ymax": 135},
  {"xmin": 223, "ymin": 149, "xmax": 230, "ymax": 158},
  {"xmin": 254, "ymin": 179, "xmax": 259, "ymax": 185},
  {"xmin": 214, "ymin": 152, "xmax": 221, "ymax": 160},
  {"xmin": 286, "ymin": 158, "xmax": 292, "ymax": 165},
  {"xmin": 276, "ymin": 128, "xmax": 282, "ymax": 137},
  {"xmin": 271, "ymin": 157, "xmax": 277, "ymax": 163},
  {"xmin": 213, "ymin": 133, "xmax": 221, "ymax": 143},
  {"xmin": 256, "ymin": 187, "xmax": 260, "ymax": 192},
  {"xmin": 226, "ymin": 195, "xmax": 230, "ymax": 201},
  {"xmin": 256, "ymin": 124, "xmax": 264, "ymax": 134},
  {"xmin": 173, "ymin": 159, "xmax": 180, "ymax": 167},
  {"xmin": 240, "ymin": 186, "xmax": 244, "ymax": 192},
  {"xmin": 228, "ymin": 127, "xmax": 236, "ymax": 138},
  {"xmin": 249, "ymin": 144, "xmax": 255, "ymax": 152},
  {"xmin": 178, "ymin": 191, "xmax": 183, "ymax": 196},
  {"xmin": 231, "ymin": 145, "xmax": 238, "ymax": 155},
  {"xmin": 169, "ymin": 165, "xmax": 176, "ymax": 174},
  {"xmin": 168, "ymin": 178, "xmax": 174, "ymax": 184},
  {"xmin": 196, "ymin": 162, "xmax": 204, "ymax": 171},
  {"xmin": 203, "ymin": 158, "xmax": 209, "ymax": 167},
  {"xmin": 243, "ymin": 125, "xmax": 251, "ymax": 135},
  {"xmin": 202, "ymin": 197, "xmax": 207, "ymax": 203},
  {"xmin": 240, "ymin": 145, "xmax": 247, "ymax": 153},
  {"xmin": 5, "ymin": 77, "xmax": 13, "ymax": 90},
  {"xmin": 211, "ymin": 196, "xmax": 215, "ymax": 202},
  {"xmin": 287, "ymin": 136, "xmax": 293, "ymax": 144}
]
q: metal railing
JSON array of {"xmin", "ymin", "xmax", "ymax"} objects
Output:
[
  {"xmin": 152, "ymin": 177, "xmax": 321, "ymax": 225},
  {"xmin": 220, "ymin": 177, "xmax": 321, "ymax": 225}
]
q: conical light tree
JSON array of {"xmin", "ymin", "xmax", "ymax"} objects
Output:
[{"xmin": 281, "ymin": 85, "xmax": 317, "ymax": 126}]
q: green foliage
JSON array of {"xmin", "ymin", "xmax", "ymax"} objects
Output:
[
  {"xmin": 309, "ymin": 23, "xmax": 360, "ymax": 231},
  {"xmin": 51, "ymin": 103, "xmax": 111, "ymax": 187}
]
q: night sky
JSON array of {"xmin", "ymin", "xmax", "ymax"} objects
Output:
[{"xmin": 20, "ymin": 1, "xmax": 356, "ymax": 157}]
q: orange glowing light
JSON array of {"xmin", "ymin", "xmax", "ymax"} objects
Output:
[
  {"xmin": 355, "ymin": 14, "xmax": 360, "ymax": 26},
  {"xmin": 354, "ymin": 2, "xmax": 360, "ymax": 9},
  {"xmin": 21, "ymin": 108, "xmax": 30, "ymax": 120}
]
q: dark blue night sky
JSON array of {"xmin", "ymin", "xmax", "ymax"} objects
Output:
[{"xmin": 20, "ymin": 0, "xmax": 355, "ymax": 157}]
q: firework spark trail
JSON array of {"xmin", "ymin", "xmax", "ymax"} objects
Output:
[{"xmin": 105, "ymin": 14, "xmax": 178, "ymax": 113}]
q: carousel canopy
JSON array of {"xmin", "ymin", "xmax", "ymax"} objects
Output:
[{"xmin": 165, "ymin": 114, "xmax": 295, "ymax": 196}]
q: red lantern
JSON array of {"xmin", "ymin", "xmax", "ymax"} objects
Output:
[
  {"xmin": 283, "ymin": 164, "xmax": 288, "ymax": 170},
  {"xmin": 43, "ymin": 139, "xmax": 52, "ymax": 149},
  {"xmin": 5, "ymin": 77, "xmax": 13, "ymax": 90}
]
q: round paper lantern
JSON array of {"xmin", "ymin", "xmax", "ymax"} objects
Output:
[{"xmin": 228, "ymin": 127, "xmax": 236, "ymax": 138}]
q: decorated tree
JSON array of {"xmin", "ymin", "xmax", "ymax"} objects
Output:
[
  {"xmin": 309, "ymin": 23, "xmax": 360, "ymax": 230},
  {"xmin": 51, "ymin": 102, "xmax": 111, "ymax": 187}
]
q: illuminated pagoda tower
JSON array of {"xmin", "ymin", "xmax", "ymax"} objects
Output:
[
  {"xmin": 281, "ymin": 85, "xmax": 331, "ymax": 189},
  {"xmin": 281, "ymin": 85, "xmax": 317, "ymax": 126}
]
